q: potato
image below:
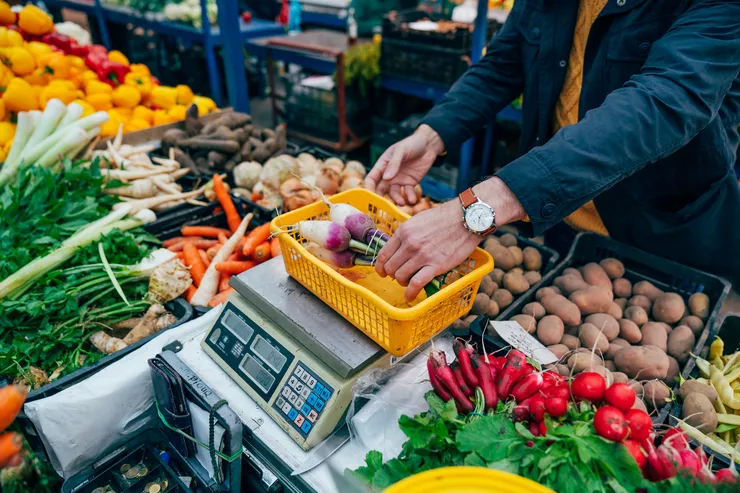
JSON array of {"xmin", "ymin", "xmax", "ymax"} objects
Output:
[
  {"xmin": 618, "ymin": 319, "xmax": 642, "ymax": 344},
  {"xmin": 612, "ymin": 337, "xmax": 631, "ymax": 349},
  {"xmin": 541, "ymin": 294, "xmax": 582, "ymax": 326},
  {"xmin": 568, "ymin": 352, "xmax": 603, "ymax": 373},
  {"xmin": 624, "ymin": 305, "xmax": 649, "ymax": 326},
  {"xmin": 471, "ymin": 293, "xmax": 491, "ymax": 315},
  {"xmin": 641, "ymin": 322, "xmax": 668, "ymax": 352},
  {"xmin": 578, "ymin": 323, "xmax": 610, "ymax": 353},
  {"xmin": 510, "ymin": 267, "xmax": 524, "ymax": 276},
  {"xmin": 492, "ymin": 289, "xmax": 514, "ymax": 310},
  {"xmin": 606, "ymin": 343, "xmax": 623, "ymax": 360},
  {"xmin": 664, "ymin": 356, "xmax": 679, "ymax": 386},
  {"xmin": 483, "ymin": 236, "xmax": 500, "ymax": 250},
  {"xmin": 450, "ymin": 318, "xmax": 468, "ymax": 331},
  {"xmin": 679, "ymin": 380, "xmax": 718, "ymax": 403},
  {"xmin": 600, "ymin": 258, "xmax": 625, "ymax": 279},
  {"xmin": 632, "ymin": 398, "xmax": 648, "ymax": 413},
  {"xmin": 547, "ymin": 344, "xmax": 570, "ymax": 360},
  {"xmin": 490, "ymin": 268, "xmax": 505, "ymax": 285},
  {"xmin": 614, "ymin": 298, "xmax": 628, "ymax": 311},
  {"xmin": 612, "ymin": 372, "xmax": 629, "ymax": 384},
  {"xmin": 503, "ymin": 272, "xmax": 530, "ymax": 295},
  {"xmin": 536, "ymin": 286, "xmax": 562, "ymax": 301},
  {"xmin": 488, "ymin": 244, "xmax": 517, "ymax": 271},
  {"xmin": 680, "ymin": 315, "xmax": 705, "ymax": 335},
  {"xmin": 688, "ymin": 292, "xmax": 710, "ymax": 319},
  {"xmin": 605, "ymin": 360, "xmax": 616, "ymax": 372},
  {"xmin": 561, "ymin": 334, "xmax": 581, "ymax": 350},
  {"xmin": 499, "ymin": 233, "xmax": 518, "ymax": 247},
  {"xmin": 508, "ymin": 246, "xmax": 524, "ymax": 266},
  {"xmin": 667, "ymin": 325, "xmax": 695, "ymax": 364},
  {"xmin": 628, "ymin": 380, "xmax": 644, "ymax": 398},
  {"xmin": 591, "ymin": 366, "xmax": 614, "ymax": 386},
  {"xmin": 633, "ymin": 280, "xmax": 664, "ymax": 301},
  {"xmin": 522, "ymin": 247, "xmax": 542, "ymax": 271},
  {"xmin": 682, "ymin": 393, "xmax": 718, "ymax": 433},
  {"xmin": 652, "ymin": 293, "xmax": 686, "ymax": 324},
  {"xmin": 511, "ymin": 314, "xmax": 537, "ymax": 334},
  {"xmin": 524, "ymin": 271, "xmax": 542, "ymax": 285},
  {"xmin": 555, "ymin": 364, "xmax": 570, "ymax": 377},
  {"xmin": 659, "ymin": 322, "xmax": 672, "ymax": 334},
  {"xmin": 486, "ymin": 300, "xmax": 500, "ymax": 317},
  {"xmin": 522, "ymin": 302, "xmax": 546, "ymax": 320},
  {"xmin": 628, "ymin": 295, "xmax": 652, "ymax": 313},
  {"xmin": 643, "ymin": 380, "xmax": 671, "ymax": 410},
  {"xmin": 464, "ymin": 315, "xmax": 478, "ymax": 325},
  {"xmin": 569, "ymin": 285, "xmax": 614, "ymax": 315},
  {"xmin": 581, "ymin": 262, "xmax": 612, "ymax": 286},
  {"xmin": 563, "ymin": 267, "xmax": 583, "ymax": 279},
  {"xmin": 554, "ymin": 274, "xmax": 591, "ymax": 296},
  {"xmin": 585, "ymin": 313, "xmax": 620, "ymax": 341},
  {"xmin": 614, "ymin": 345, "xmax": 670, "ymax": 379},
  {"xmin": 537, "ymin": 315, "xmax": 565, "ymax": 345},
  {"xmin": 607, "ymin": 302, "xmax": 623, "ymax": 320},
  {"xmin": 479, "ymin": 276, "xmax": 495, "ymax": 298},
  {"xmin": 612, "ymin": 278, "xmax": 632, "ymax": 298}
]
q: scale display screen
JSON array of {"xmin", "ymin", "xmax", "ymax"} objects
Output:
[
  {"xmin": 223, "ymin": 309, "xmax": 254, "ymax": 344},
  {"xmin": 240, "ymin": 355, "xmax": 276, "ymax": 393},
  {"xmin": 252, "ymin": 334, "xmax": 287, "ymax": 373}
]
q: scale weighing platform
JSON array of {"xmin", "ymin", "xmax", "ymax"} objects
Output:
[{"xmin": 201, "ymin": 258, "xmax": 394, "ymax": 450}]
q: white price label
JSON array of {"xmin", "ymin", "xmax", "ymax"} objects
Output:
[{"xmin": 489, "ymin": 321, "xmax": 558, "ymax": 365}]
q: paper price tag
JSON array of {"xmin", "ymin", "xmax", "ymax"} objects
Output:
[{"xmin": 489, "ymin": 321, "xmax": 558, "ymax": 365}]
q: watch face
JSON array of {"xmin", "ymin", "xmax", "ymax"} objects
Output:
[{"xmin": 465, "ymin": 203, "xmax": 495, "ymax": 232}]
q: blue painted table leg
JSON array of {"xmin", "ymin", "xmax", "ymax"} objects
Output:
[
  {"xmin": 216, "ymin": 0, "xmax": 250, "ymax": 112},
  {"xmin": 93, "ymin": 0, "xmax": 110, "ymax": 49}
]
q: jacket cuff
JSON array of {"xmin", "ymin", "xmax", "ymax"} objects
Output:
[{"xmin": 495, "ymin": 153, "xmax": 564, "ymax": 236}]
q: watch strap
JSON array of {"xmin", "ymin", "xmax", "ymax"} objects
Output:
[{"xmin": 459, "ymin": 188, "xmax": 477, "ymax": 208}]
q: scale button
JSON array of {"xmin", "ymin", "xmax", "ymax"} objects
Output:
[
  {"xmin": 288, "ymin": 391, "xmax": 298, "ymax": 405},
  {"xmin": 281, "ymin": 387, "xmax": 291, "ymax": 398},
  {"xmin": 307, "ymin": 393, "xmax": 317, "ymax": 406},
  {"xmin": 281, "ymin": 402, "xmax": 292, "ymax": 415},
  {"xmin": 288, "ymin": 376, "xmax": 298, "ymax": 388},
  {"xmin": 294, "ymin": 382, "xmax": 305, "ymax": 394},
  {"xmin": 306, "ymin": 376, "xmax": 317, "ymax": 389},
  {"xmin": 295, "ymin": 398, "xmax": 304, "ymax": 409},
  {"xmin": 299, "ymin": 387, "xmax": 311, "ymax": 400},
  {"xmin": 209, "ymin": 328, "xmax": 221, "ymax": 344},
  {"xmin": 307, "ymin": 409, "xmax": 318, "ymax": 423},
  {"xmin": 300, "ymin": 371, "xmax": 310, "ymax": 384},
  {"xmin": 314, "ymin": 399, "xmax": 325, "ymax": 412},
  {"xmin": 288, "ymin": 409, "xmax": 298, "ymax": 420},
  {"xmin": 301, "ymin": 403, "xmax": 311, "ymax": 416},
  {"xmin": 320, "ymin": 388, "xmax": 331, "ymax": 401},
  {"xmin": 294, "ymin": 414, "xmax": 305, "ymax": 427},
  {"xmin": 314, "ymin": 383, "xmax": 324, "ymax": 395},
  {"xmin": 301, "ymin": 421, "xmax": 312, "ymax": 434},
  {"xmin": 294, "ymin": 366, "xmax": 304, "ymax": 379},
  {"xmin": 276, "ymin": 397, "xmax": 285, "ymax": 409}
]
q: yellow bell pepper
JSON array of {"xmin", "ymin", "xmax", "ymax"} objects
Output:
[
  {"xmin": 132, "ymin": 105, "xmax": 153, "ymax": 124},
  {"xmin": 111, "ymin": 84, "xmax": 141, "ymax": 109},
  {"xmin": 108, "ymin": 108, "xmax": 130, "ymax": 121},
  {"xmin": 0, "ymin": 121, "xmax": 15, "ymax": 146},
  {"xmin": 167, "ymin": 105, "xmax": 187, "ymax": 121},
  {"xmin": 71, "ymin": 98, "xmax": 96, "ymax": 116},
  {"xmin": 38, "ymin": 52, "xmax": 71, "ymax": 80},
  {"xmin": 23, "ymin": 67, "xmax": 49, "ymax": 86},
  {"xmin": 26, "ymin": 41, "xmax": 52, "ymax": 58},
  {"xmin": 108, "ymin": 50, "xmax": 130, "ymax": 66},
  {"xmin": 0, "ymin": 2, "xmax": 15, "ymax": 26},
  {"xmin": 85, "ymin": 79, "xmax": 113, "ymax": 96},
  {"xmin": 149, "ymin": 86, "xmax": 177, "ymax": 110},
  {"xmin": 2, "ymin": 78, "xmax": 38, "ymax": 112},
  {"xmin": 2, "ymin": 47, "xmax": 36, "ymax": 76},
  {"xmin": 100, "ymin": 117, "xmax": 121, "ymax": 138},
  {"xmin": 192, "ymin": 95, "xmax": 216, "ymax": 116},
  {"xmin": 0, "ymin": 99, "xmax": 6, "ymax": 122},
  {"xmin": 5, "ymin": 29, "xmax": 22, "ymax": 47},
  {"xmin": 152, "ymin": 109, "xmax": 174, "ymax": 126},
  {"xmin": 129, "ymin": 63, "xmax": 150, "ymax": 76},
  {"xmin": 40, "ymin": 80, "xmax": 76, "ymax": 106},
  {"xmin": 67, "ymin": 55, "xmax": 85, "ymax": 69},
  {"xmin": 81, "ymin": 70, "xmax": 98, "ymax": 82},
  {"xmin": 123, "ymin": 72, "xmax": 152, "ymax": 98},
  {"xmin": 0, "ymin": 145, "xmax": 6, "ymax": 162},
  {"xmin": 17, "ymin": 5, "xmax": 54, "ymax": 36},
  {"xmin": 86, "ymin": 93, "xmax": 113, "ymax": 111},
  {"xmin": 124, "ymin": 118, "xmax": 150, "ymax": 132},
  {"xmin": 175, "ymin": 84, "xmax": 194, "ymax": 105},
  {"xmin": 0, "ymin": 63, "xmax": 13, "ymax": 89}
]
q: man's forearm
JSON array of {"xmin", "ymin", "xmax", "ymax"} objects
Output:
[
  {"xmin": 472, "ymin": 177, "xmax": 527, "ymax": 226},
  {"xmin": 415, "ymin": 124, "xmax": 446, "ymax": 155}
]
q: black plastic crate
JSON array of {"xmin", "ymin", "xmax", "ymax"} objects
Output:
[
  {"xmin": 381, "ymin": 38, "xmax": 472, "ymax": 87},
  {"xmin": 382, "ymin": 10, "xmax": 500, "ymax": 50}
]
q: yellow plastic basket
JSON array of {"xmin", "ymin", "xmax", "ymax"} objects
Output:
[
  {"xmin": 270, "ymin": 189, "xmax": 493, "ymax": 356},
  {"xmin": 383, "ymin": 467, "xmax": 556, "ymax": 493}
]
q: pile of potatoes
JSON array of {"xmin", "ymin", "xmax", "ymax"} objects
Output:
[
  {"xmin": 503, "ymin": 258, "xmax": 712, "ymax": 411},
  {"xmin": 452, "ymin": 233, "xmax": 545, "ymax": 330}
]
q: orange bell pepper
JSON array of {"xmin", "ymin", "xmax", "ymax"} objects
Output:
[
  {"xmin": 86, "ymin": 93, "xmax": 113, "ymax": 111},
  {"xmin": 17, "ymin": 5, "xmax": 54, "ymax": 36}
]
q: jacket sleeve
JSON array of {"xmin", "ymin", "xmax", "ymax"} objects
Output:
[
  {"xmin": 496, "ymin": 0, "xmax": 740, "ymax": 235},
  {"xmin": 420, "ymin": 5, "xmax": 525, "ymax": 152}
]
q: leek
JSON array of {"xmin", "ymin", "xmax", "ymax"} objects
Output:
[
  {"xmin": 0, "ymin": 112, "xmax": 34, "ymax": 186},
  {"xmin": 58, "ymin": 102, "xmax": 84, "ymax": 129},
  {"xmin": 37, "ymin": 127, "xmax": 89, "ymax": 169},
  {"xmin": 23, "ymin": 98, "xmax": 66, "ymax": 152}
]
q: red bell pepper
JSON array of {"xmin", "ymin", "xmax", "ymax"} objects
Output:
[
  {"xmin": 150, "ymin": 76, "xmax": 160, "ymax": 86},
  {"xmin": 96, "ymin": 59, "xmax": 130, "ymax": 86},
  {"xmin": 69, "ymin": 40, "xmax": 90, "ymax": 58},
  {"xmin": 41, "ymin": 32, "xmax": 73, "ymax": 53},
  {"xmin": 89, "ymin": 44, "xmax": 108, "ymax": 56},
  {"xmin": 85, "ymin": 51, "xmax": 107, "ymax": 71}
]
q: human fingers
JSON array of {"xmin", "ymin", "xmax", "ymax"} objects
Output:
[
  {"xmin": 389, "ymin": 184, "xmax": 406, "ymax": 206},
  {"xmin": 381, "ymin": 241, "xmax": 410, "ymax": 280},
  {"xmin": 364, "ymin": 152, "xmax": 389, "ymax": 193},
  {"xmin": 375, "ymin": 234, "xmax": 400, "ymax": 277},
  {"xmin": 406, "ymin": 265, "xmax": 438, "ymax": 301},
  {"xmin": 404, "ymin": 185, "xmax": 417, "ymax": 205},
  {"xmin": 383, "ymin": 143, "xmax": 405, "ymax": 181},
  {"xmin": 394, "ymin": 258, "xmax": 425, "ymax": 287}
]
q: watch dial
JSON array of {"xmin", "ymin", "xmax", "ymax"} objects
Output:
[{"xmin": 465, "ymin": 203, "xmax": 495, "ymax": 232}]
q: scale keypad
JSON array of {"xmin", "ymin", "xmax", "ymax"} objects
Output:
[{"xmin": 273, "ymin": 362, "xmax": 333, "ymax": 437}]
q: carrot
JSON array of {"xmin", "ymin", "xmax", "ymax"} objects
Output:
[
  {"xmin": 176, "ymin": 252, "xmax": 184, "ymax": 261},
  {"xmin": 164, "ymin": 236, "xmax": 201, "ymax": 247},
  {"xmin": 206, "ymin": 244, "xmax": 221, "ymax": 260},
  {"xmin": 181, "ymin": 226, "xmax": 232, "ymax": 238},
  {"xmin": 270, "ymin": 237, "xmax": 281, "ymax": 257},
  {"xmin": 0, "ymin": 433, "xmax": 22, "ymax": 468},
  {"xmin": 219, "ymin": 274, "xmax": 232, "ymax": 292},
  {"xmin": 228, "ymin": 253, "xmax": 241, "ymax": 261},
  {"xmin": 250, "ymin": 191, "xmax": 261, "ymax": 202},
  {"xmin": 213, "ymin": 206, "xmax": 223, "ymax": 214},
  {"xmin": 218, "ymin": 232, "xmax": 228, "ymax": 244},
  {"xmin": 213, "ymin": 174, "xmax": 241, "ymax": 233},
  {"xmin": 198, "ymin": 249, "xmax": 210, "ymax": 267},
  {"xmin": 209, "ymin": 288, "xmax": 234, "ymax": 308},
  {"xmin": 253, "ymin": 242, "xmax": 271, "ymax": 263},
  {"xmin": 184, "ymin": 284, "xmax": 197, "ymax": 303},
  {"xmin": 183, "ymin": 243, "xmax": 207, "ymax": 287},
  {"xmin": 242, "ymin": 223, "xmax": 271, "ymax": 257},
  {"xmin": 215, "ymin": 261, "xmax": 256, "ymax": 274},
  {"xmin": 167, "ymin": 239, "xmax": 218, "ymax": 252},
  {"xmin": 0, "ymin": 385, "xmax": 27, "ymax": 431}
]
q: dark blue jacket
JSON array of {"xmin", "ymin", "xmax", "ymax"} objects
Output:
[{"xmin": 422, "ymin": 0, "xmax": 740, "ymax": 283}]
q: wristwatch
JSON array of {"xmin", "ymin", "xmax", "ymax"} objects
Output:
[{"xmin": 459, "ymin": 188, "xmax": 497, "ymax": 237}]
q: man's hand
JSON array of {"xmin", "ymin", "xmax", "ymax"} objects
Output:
[
  {"xmin": 365, "ymin": 124, "xmax": 444, "ymax": 206},
  {"xmin": 375, "ymin": 177, "xmax": 526, "ymax": 301}
]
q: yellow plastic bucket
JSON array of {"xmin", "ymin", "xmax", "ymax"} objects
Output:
[{"xmin": 383, "ymin": 467, "xmax": 556, "ymax": 493}]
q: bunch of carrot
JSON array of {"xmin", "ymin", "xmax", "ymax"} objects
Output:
[
  {"xmin": 163, "ymin": 175, "xmax": 281, "ymax": 308},
  {"xmin": 0, "ymin": 385, "xmax": 27, "ymax": 469}
]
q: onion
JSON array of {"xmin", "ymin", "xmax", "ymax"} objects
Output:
[
  {"xmin": 344, "ymin": 160, "xmax": 367, "ymax": 177},
  {"xmin": 316, "ymin": 168, "xmax": 339, "ymax": 194},
  {"xmin": 322, "ymin": 157, "xmax": 345, "ymax": 174},
  {"xmin": 339, "ymin": 175, "xmax": 364, "ymax": 192}
]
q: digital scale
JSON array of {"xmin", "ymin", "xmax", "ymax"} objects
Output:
[{"xmin": 201, "ymin": 258, "xmax": 396, "ymax": 451}]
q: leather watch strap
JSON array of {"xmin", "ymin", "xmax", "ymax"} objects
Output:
[{"xmin": 459, "ymin": 188, "xmax": 477, "ymax": 208}]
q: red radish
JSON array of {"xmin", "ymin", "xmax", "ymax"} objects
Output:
[
  {"xmin": 529, "ymin": 421, "xmax": 541, "ymax": 437},
  {"xmin": 542, "ymin": 371, "xmax": 563, "ymax": 389},
  {"xmin": 489, "ymin": 356, "xmax": 507, "ymax": 372},
  {"xmin": 427, "ymin": 357, "xmax": 453, "ymax": 402},
  {"xmin": 571, "ymin": 372, "xmax": 607, "ymax": 403},
  {"xmin": 512, "ymin": 373, "xmax": 543, "ymax": 403},
  {"xmin": 697, "ymin": 467, "xmax": 716, "ymax": 484},
  {"xmin": 496, "ymin": 350, "xmax": 527, "ymax": 398},
  {"xmin": 662, "ymin": 428, "xmax": 689, "ymax": 451},
  {"xmin": 545, "ymin": 397, "xmax": 568, "ymax": 418},
  {"xmin": 676, "ymin": 449, "xmax": 701, "ymax": 475},
  {"xmin": 519, "ymin": 363, "xmax": 536, "ymax": 380},
  {"xmin": 605, "ymin": 383, "xmax": 636, "ymax": 412},
  {"xmin": 450, "ymin": 362, "xmax": 474, "ymax": 397},
  {"xmin": 593, "ymin": 406, "xmax": 628, "ymax": 442},
  {"xmin": 472, "ymin": 354, "xmax": 498, "ymax": 410},
  {"xmin": 623, "ymin": 439, "xmax": 647, "ymax": 469},
  {"xmin": 715, "ymin": 468, "xmax": 737, "ymax": 483},
  {"xmin": 529, "ymin": 394, "xmax": 547, "ymax": 422},
  {"xmin": 695, "ymin": 444, "xmax": 708, "ymax": 468},
  {"xmin": 304, "ymin": 243, "xmax": 374, "ymax": 268},
  {"xmin": 546, "ymin": 384, "xmax": 571, "ymax": 400},
  {"xmin": 453, "ymin": 340, "xmax": 479, "ymax": 388},
  {"xmin": 656, "ymin": 446, "xmax": 677, "ymax": 480},
  {"xmin": 429, "ymin": 350, "xmax": 474, "ymax": 413},
  {"xmin": 539, "ymin": 420, "xmax": 547, "ymax": 437},
  {"xmin": 512, "ymin": 398, "xmax": 531, "ymax": 422},
  {"xmin": 488, "ymin": 362, "xmax": 498, "ymax": 382},
  {"xmin": 625, "ymin": 409, "xmax": 652, "ymax": 441},
  {"xmin": 526, "ymin": 440, "xmax": 534, "ymax": 448}
]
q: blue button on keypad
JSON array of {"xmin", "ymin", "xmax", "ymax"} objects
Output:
[
  {"xmin": 314, "ymin": 382, "xmax": 324, "ymax": 395},
  {"xmin": 288, "ymin": 408, "xmax": 298, "ymax": 420},
  {"xmin": 320, "ymin": 388, "xmax": 331, "ymax": 401},
  {"xmin": 307, "ymin": 393, "xmax": 317, "ymax": 406},
  {"xmin": 314, "ymin": 399, "xmax": 324, "ymax": 411},
  {"xmin": 301, "ymin": 403, "xmax": 311, "ymax": 416},
  {"xmin": 301, "ymin": 421, "xmax": 312, "ymax": 434}
]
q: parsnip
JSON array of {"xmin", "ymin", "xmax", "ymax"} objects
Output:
[
  {"xmin": 115, "ymin": 187, "xmax": 205, "ymax": 213},
  {"xmin": 105, "ymin": 179, "xmax": 158, "ymax": 199},
  {"xmin": 90, "ymin": 331, "xmax": 128, "ymax": 354},
  {"xmin": 123, "ymin": 303, "xmax": 167, "ymax": 344}
]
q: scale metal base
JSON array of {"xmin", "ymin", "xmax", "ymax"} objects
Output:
[{"xmin": 201, "ymin": 258, "xmax": 393, "ymax": 450}]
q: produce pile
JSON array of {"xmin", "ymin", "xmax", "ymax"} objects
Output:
[
  {"xmin": 350, "ymin": 341, "xmax": 740, "ymax": 491},
  {"xmin": 102, "ymin": 0, "xmax": 218, "ymax": 29}
]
